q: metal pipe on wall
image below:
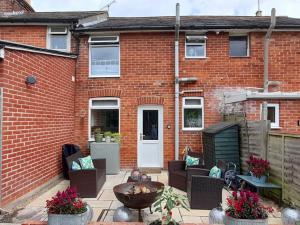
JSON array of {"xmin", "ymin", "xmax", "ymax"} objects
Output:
[
  {"xmin": 262, "ymin": 8, "xmax": 276, "ymax": 121},
  {"xmin": 174, "ymin": 3, "xmax": 180, "ymax": 160}
]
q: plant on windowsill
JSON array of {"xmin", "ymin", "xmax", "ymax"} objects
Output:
[
  {"xmin": 46, "ymin": 186, "xmax": 92, "ymax": 225},
  {"xmin": 186, "ymin": 110, "xmax": 200, "ymax": 128},
  {"xmin": 150, "ymin": 187, "xmax": 189, "ymax": 225},
  {"xmin": 224, "ymin": 190, "xmax": 273, "ymax": 225},
  {"xmin": 111, "ymin": 132, "xmax": 121, "ymax": 143},
  {"xmin": 246, "ymin": 155, "xmax": 270, "ymax": 184},
  {"xmin": 104, "ymin": 131, "xmax": 113, "ymax": 143},
  {"xmin": 93, "ymin": 128, "xmax": 102, "ymax": 143}
]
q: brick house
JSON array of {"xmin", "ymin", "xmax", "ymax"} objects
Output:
[{"xmin": 0, "ymin": 0, "xmax": 300, "ymax": 206}]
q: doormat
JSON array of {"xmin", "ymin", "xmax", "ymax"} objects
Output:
[{"xmin": 138, "ymin": 168, "xmax": 161, "ymax": 174}]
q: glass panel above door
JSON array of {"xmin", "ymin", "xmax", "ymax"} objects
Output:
[{"xmin": 143, "ymin": 110, "xmax": 158, "ymax": 140}]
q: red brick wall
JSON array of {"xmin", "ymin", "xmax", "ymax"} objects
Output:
[
  {"xmin": 75, "ymin": 31, "xmax": 300, "ymax": 168},
  {"xmin": 0, "ymin": 49, "xmax": 76, "ymax": 205},
  {"xmin": 0, "ymin": 0, "xmax": 33, "ymax": 12},
  {"xmin": 0, "ymin": 26, "xmax": 47, "ymax": 48}
]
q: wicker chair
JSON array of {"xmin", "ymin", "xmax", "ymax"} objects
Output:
[
  {"xmin": 168, "ymin": 152, "xmax": 205, "ymax": 191},
  {"xmin": 187, "ymin": 166, "xmax": 226, "ymax": 209}
]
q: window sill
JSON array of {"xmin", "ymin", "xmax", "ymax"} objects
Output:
[
  {"xmin": 185, "ymin": 57, "xmax": 207, "ymax": 59},
  {"xmin": 271, "ymin": 126, "xmax": 282, "ymax": 129},
  {"xmin": 89, "ymin": 75, "xmax": 121, "ymax": 78},
  {"xmin": 182, "ymin": 128, "xmax": 204, "ymax": 131}
]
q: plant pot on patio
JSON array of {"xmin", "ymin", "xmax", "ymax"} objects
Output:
[
  {"xmin": 46, "ymin": 187, "xmax": 92, "ymax": 225},
  {"xmin": 224, "ymin": 190, "xmax": 273, "ymax": 225}
]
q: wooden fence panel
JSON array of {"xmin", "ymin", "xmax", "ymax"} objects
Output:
[{"xmin": 283, "ymin": 136, "xmax": 300, "ymax": 207}]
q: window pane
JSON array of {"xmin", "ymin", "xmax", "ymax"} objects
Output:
[
  {"xmin": 185, "ymin": 98, "xmax": 201, "ymax": 105},
  {"xmin": 267, "ymin": 107, "xmax": 276, "ymax": 123},
  {"xmin": 50, "ymin": 35, "xmax": 67, "ymax": 50},
  {"xmin": 184, "ymin": 108, "xmax": 202, "ymax": 128},
  {"xmin": 91, "ymin": 109, "xmax": 119, "ymax": 137},
  {"xmin": 186, "ymin": 45, "xmax": 205, "ymax": 57},
  {"xmin": 50, "ymin": 27, "xmax": 67, "ymax": 33},
  {"xmin": 230, "ymin": 36, "xmax": 248, "ymax": 57},
  {"xmin": 91, "ymin": 46, "xmax": 119, "ymax": 76},
  {"xmin": 92, "ymin": 100, "xmax": 118, "ymax": 107},
  {"xmin": 143, "ymin": 110, "xmax": 158, "ymax": 140}
]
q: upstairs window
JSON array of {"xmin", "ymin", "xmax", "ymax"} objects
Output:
[
  {"xmin": 89, "ymin": 98, "xmax": 120, "ymax": 140},
  {"xmin": 182, "ymin": 97, "xmax": 204, "ymax": 131},
  {"xmin": 229, "ymin": 35, "xmax": 249, "ymax": 57},
  {"xmin": 48, "ymin": 26, "xmax": 70, "ymax": 51},
  {"xmin": 89, "ymin": 36, "xmax": 120, "ymax": 77},
  {"xmin": 185, "ymin": 35, "xmax": 207, "ymax": 58}
]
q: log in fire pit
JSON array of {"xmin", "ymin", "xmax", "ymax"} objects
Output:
[{"xmin": 113, "ymin": 181, "xmax": 165, "ymax": 222}]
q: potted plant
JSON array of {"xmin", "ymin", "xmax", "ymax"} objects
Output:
[
  {"xmin": 247, "ymin": 155, "xmax": 270, "ymax": 183},
  {"xmin": 46, "ymin": 186, "xmax": 90, "ymax": 225},
  {"xmin": 111, "ymin": 132, "xmax": 121, "ymax": 143},
  {"xmin": 150, "ymin": 187, "xmax": 189, "ymax": 225},
  {"xmin": 104, "ymin": 131, "xmax": 112, "ymax": 143},
  {"xmin": 224, "ymin": 190, "xmax": 273, "ymax": 225},
  {"xmin": 93, "ymin": 128, "xmax": 102, "ymax": 143}
]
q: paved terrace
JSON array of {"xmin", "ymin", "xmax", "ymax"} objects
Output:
[{"xmin": 5, "ymin": 170, "xmax": 282, "ymax": 224}]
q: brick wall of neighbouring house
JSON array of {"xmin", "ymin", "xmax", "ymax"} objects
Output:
[
  {"xmin": 75, "ymin": 31, "xmax": 300, "ymax": 168},
  {"xmin": 0, "ymin": 48, "xmax": 76, "ymax": 205},
  {"xmin": 0, "ymin": 0, "xmax": 33, "ymax": 12},
  {"xmin": 0, "ymin": 26, "xmax": 47, "ymax": 48}
]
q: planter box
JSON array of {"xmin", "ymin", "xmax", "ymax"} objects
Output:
[
  {"xmin": 48, "ymin": 212, "xmax": 88, "ymax": 225},
  {"xmin": 90, "ymin": 142, "xmax": 120, "ymax": 175},
  {"xmin": 224, "ymin": 216, "xmax": 268, "ymax": 225}
]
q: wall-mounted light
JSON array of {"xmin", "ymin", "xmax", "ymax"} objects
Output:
[{"xmin": 25, "ymin": 75, "xmax": 37, "ymax": 85}]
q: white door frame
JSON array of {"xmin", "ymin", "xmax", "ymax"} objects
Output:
[{"xmin": 137, "ymin": 105, "xmax": 164, "ymax": 168}]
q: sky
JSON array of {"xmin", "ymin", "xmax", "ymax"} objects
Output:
[{"xmin": 31, "ymin": 0, "xmax": 300, "ymax": 18}]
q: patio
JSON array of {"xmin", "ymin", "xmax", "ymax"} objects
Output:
[{"xmin": 8, "ymin": 170, "xmax": 282, "ymax": 225}]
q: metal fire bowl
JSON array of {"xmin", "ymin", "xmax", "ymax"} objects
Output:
[{"xmin": 113, "ymin": 181, "xmax": 164, "ymax": 209}]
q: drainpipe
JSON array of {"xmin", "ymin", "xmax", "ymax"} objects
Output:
[
  {"xmin": 174, "ymin": 3, "xmax": 180, "ymax": 160},
  {"xmin": 262, "ymin": 8, "xmax": 276, "ymax": 120}
]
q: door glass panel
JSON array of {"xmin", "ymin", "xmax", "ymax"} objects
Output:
[
  {"xmin": 267, "ymin": 107, "xmax": 276, "ymax": 123},
  {"xmin": 143, "ymin": 110, "xmax": 158, "ymax": 140}
]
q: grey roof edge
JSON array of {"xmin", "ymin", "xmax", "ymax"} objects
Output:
[
  {"xmin": 203, "ymin": 122, "xmax": 239, "ymax": 134},
  {"xmin": 0, "ymin": 40, "xmax": 77, "ymax": 58}
]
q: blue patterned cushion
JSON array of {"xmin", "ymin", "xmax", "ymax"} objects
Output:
[
  {"xmin": 185, "ymin": 155, "xmax": 199, "ymax": 169},
  {"xmin": 71, "ymin": 161, "xmax": 81, "ymax": 171},
  {"xmin": 209, "ymin": 166, "xmax": 221, "ymax": 178},
  {"xmin": 79, "ymin": 156, "xmax": 95, "ymax": 169}
]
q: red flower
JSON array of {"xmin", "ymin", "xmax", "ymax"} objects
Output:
[{"xmin": 247, "ymin": 155, "xmax": 270, "ymax": 178}]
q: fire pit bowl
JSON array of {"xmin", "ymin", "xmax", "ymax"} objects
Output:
[{"xmin": 113, "ymin": 181, "xmax": 165, "ymax": 221}]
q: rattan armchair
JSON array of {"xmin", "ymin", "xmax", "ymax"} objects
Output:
[{"xmin": 187, "ymin": 168, "xmax": 225, "ymax": 209}]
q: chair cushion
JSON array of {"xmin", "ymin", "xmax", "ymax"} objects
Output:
[
  {"xmin": 209, "ymin": 166, "xmax": 221, "ymax": 178},
  {"xmin": 185, "ymin": 155, "xmax": 199, "ymax": 169},
  {"xmin": 79, "ymin": 156, "xmax": 95, "ymax": 169},
  {"xmin": 72, "ymin": 161, "xmax": 81, "ymax": 171}
]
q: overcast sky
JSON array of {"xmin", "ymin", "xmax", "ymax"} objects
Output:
[{"xmin": 31, "ymin": 0, "xmax": 300, "ymax": 18}]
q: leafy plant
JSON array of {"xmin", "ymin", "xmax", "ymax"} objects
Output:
[
  {"xmin": 226, "ymin": 190, "xmax": 273, "ymax": 219},
  {"xmin": 93, "ymin": 128, "xmax": 101, "ymax": 135},
  {"xmin": 153, "ymin": 187, "xmax": 189, "ymax": 225},
  {"xmin": 111, "ymin": 132, "xmax": 121, "ymax": 143},
  {"xmin": 46, "ymin": 186, "xmax": 87, "ymax": 215},
  {"xmin": 104, "ymin": 131, "xmax": 112, "ymax": 137},
  {"xmin": 246, "ymin": 155, "xmax": 270, "ymax": 178}
]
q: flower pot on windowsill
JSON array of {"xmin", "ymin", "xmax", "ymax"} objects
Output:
[
  {"xmin": 105, "ymin": 136, "xmax": 111, "ymax": 143},
  {"xmin": 94, "ymin": 134, "xmax": 103, "ymax": 143},
  {"xmin": 224, "ymin": 215, "xmax": 268, "ymax": 225}
]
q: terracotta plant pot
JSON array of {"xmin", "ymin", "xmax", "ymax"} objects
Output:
[{"xmin": 224, "ymin": 215, "xmax": 268, "ymax": 225}]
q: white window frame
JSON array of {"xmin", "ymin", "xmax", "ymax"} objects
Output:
[
  {"xmin": 229, "ymin": 34, "xmax": 250, "ymax": 57},
  {"xmin": 260, "ymin": 103, "xmax": 280, "ymax": 129},
  {"xmin": 89, "ymin": 36, "xmax": 120, "ymax": 78},
  {"xmin": 88, "ymin": 97, "xmax": 121, "ymax": 141},
  {"xmin": 46, "ymin": 26, "xmax": 71, "ymax": 52},
  {"xmin": 182, "ymin": 97, "xmax": 204, "ymax": 131},
  {"xmin": 185, "ymin": 35, "xmax": 207, "ymax": 59}
]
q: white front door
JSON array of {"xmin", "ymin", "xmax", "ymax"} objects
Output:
[{"xmin": 137, "ymin": 105, "xmax": 163, "ymax": 168}]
